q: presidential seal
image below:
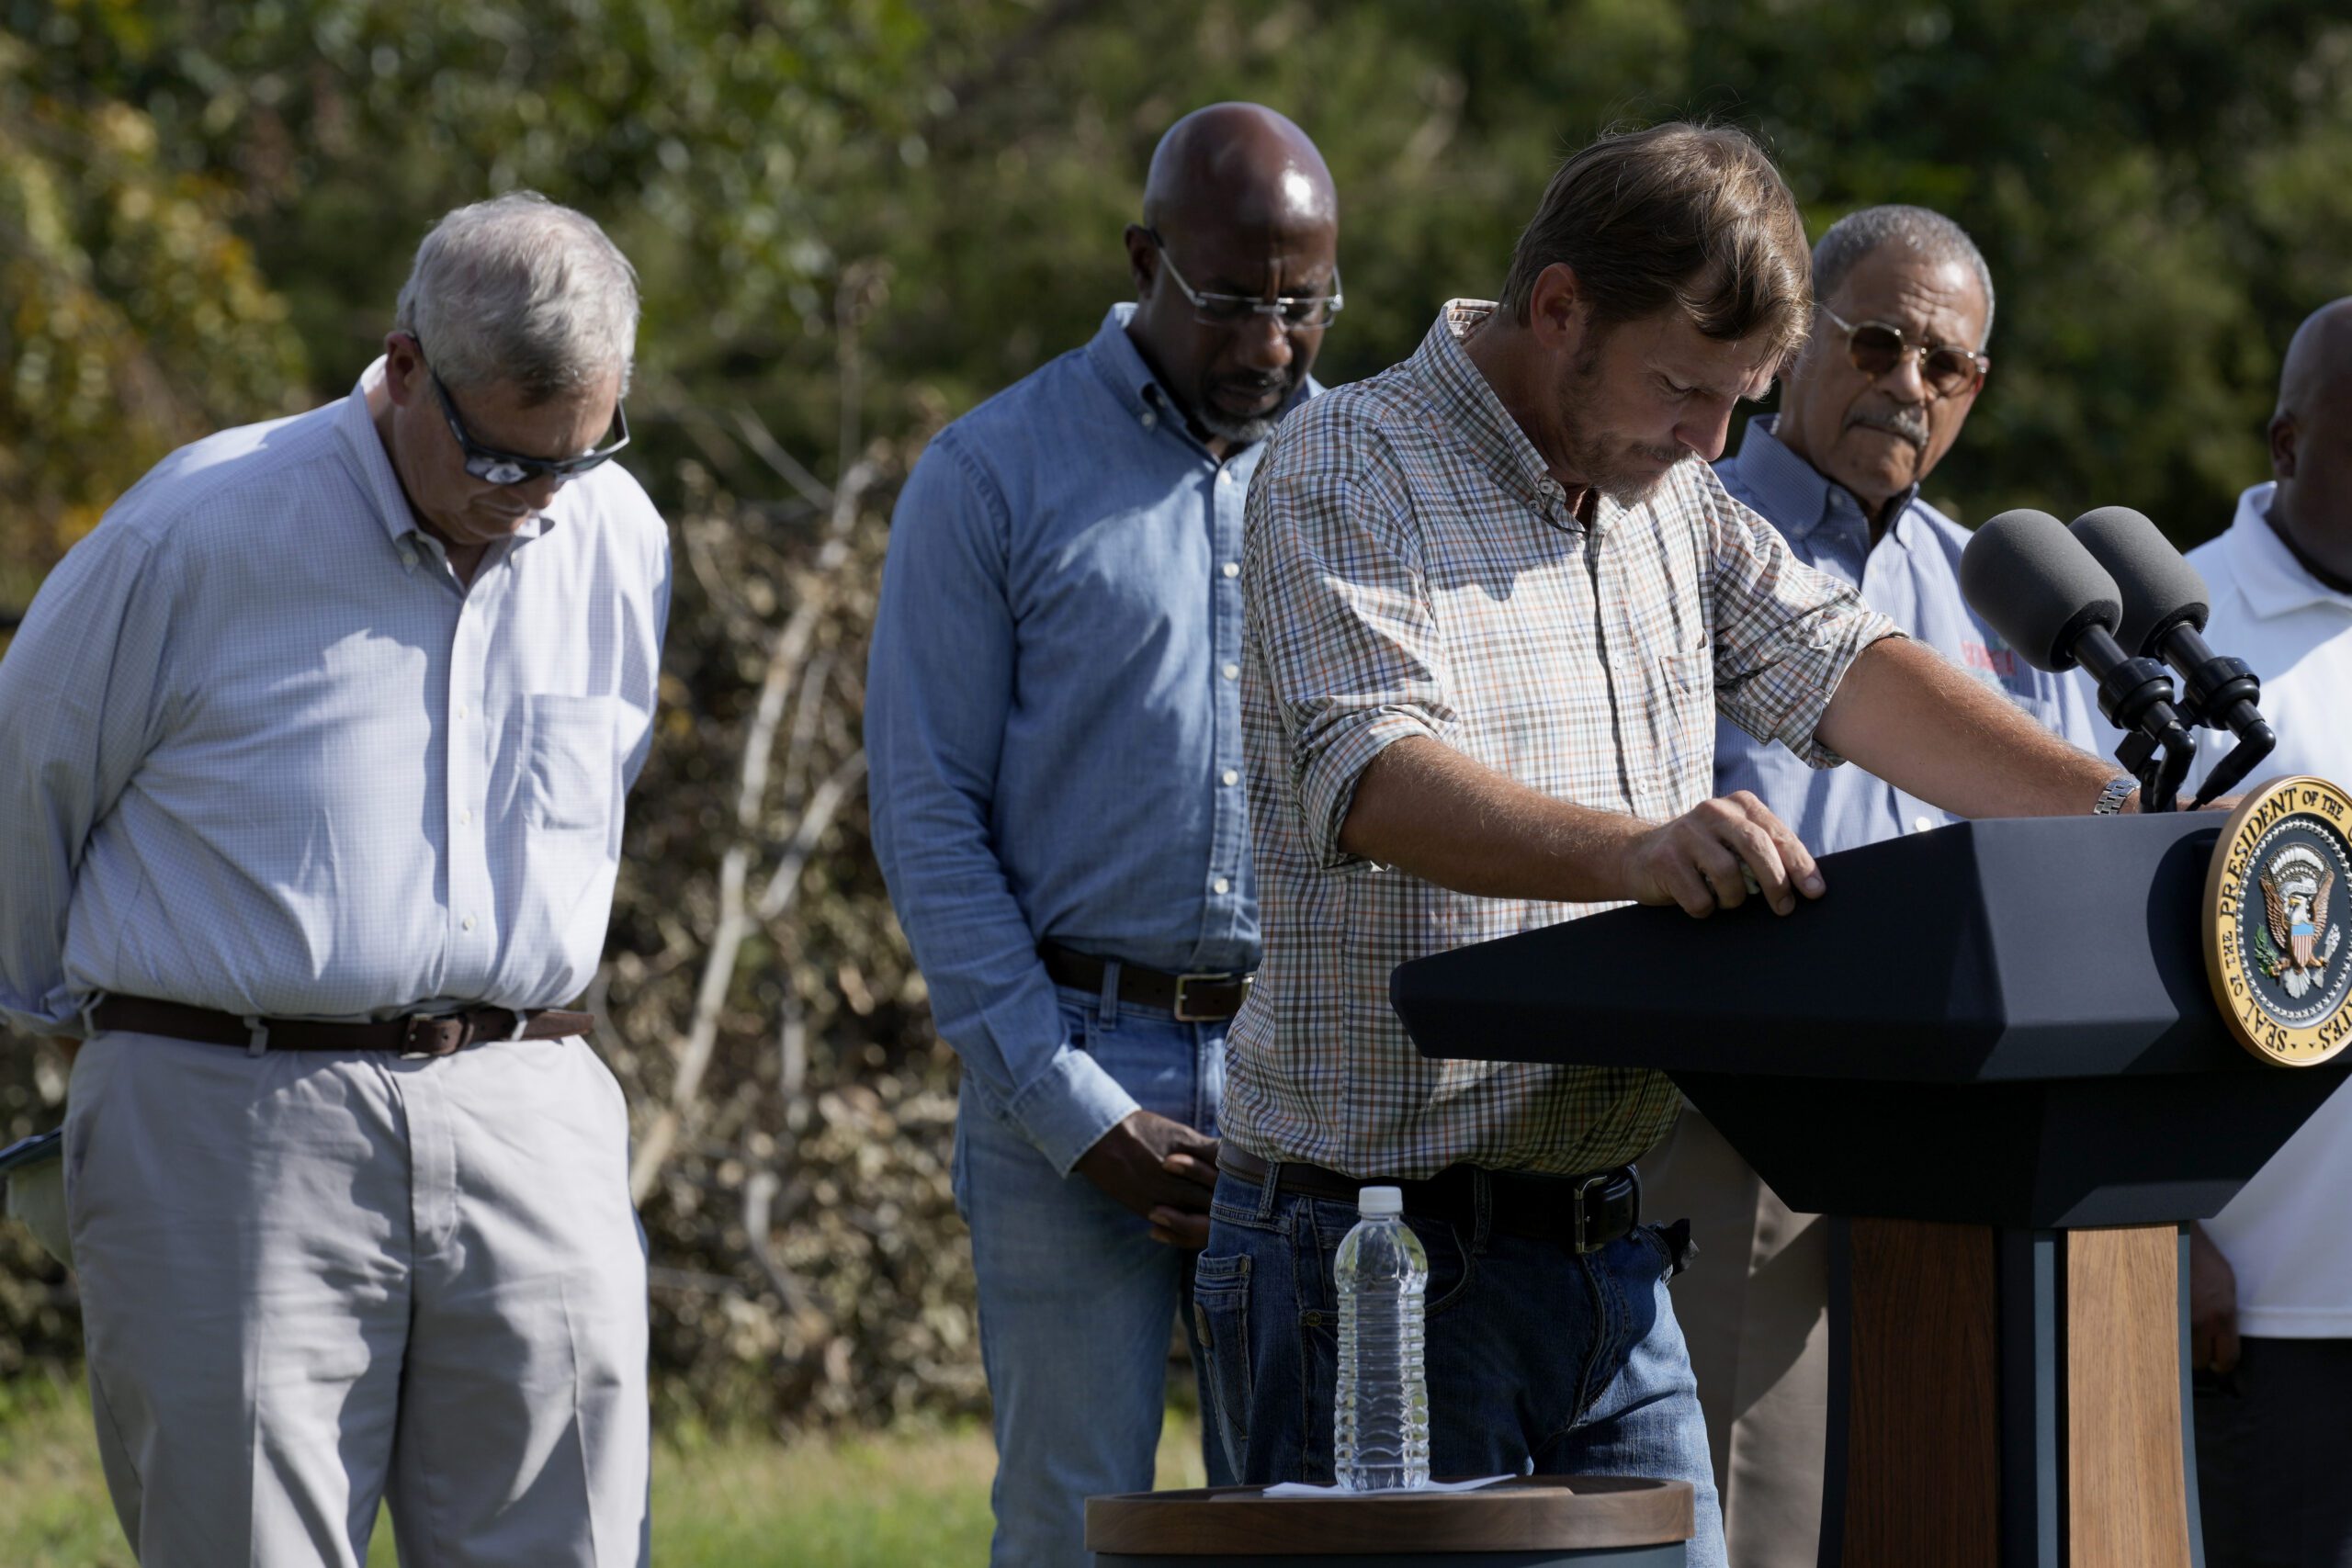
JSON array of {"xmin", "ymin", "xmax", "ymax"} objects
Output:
[{"xmin": 2204, "ymin": 775, "xmax": 2352, "ymax": 1066}]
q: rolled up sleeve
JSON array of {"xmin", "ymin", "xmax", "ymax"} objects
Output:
[
  {"xmin": 1705, "ymin": 479, "xmax": 1901, "ymax": 767},
  {"xmin": 1243, "ymin": 437, "xmax": 1455, "ymax": 871}
]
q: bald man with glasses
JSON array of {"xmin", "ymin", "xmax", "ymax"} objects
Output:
[
  {"xmin": 1641, "ymin": 204, "xmax": 2101, "ymax": 1568},
  {"xmin": 865, "ymin": 102, "xmax": 1337, "ymax": 1568}
]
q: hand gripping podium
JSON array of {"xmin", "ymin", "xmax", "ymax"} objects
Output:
[{"xmin": 1391, "ymin": 811, "xmax": 2352, "ymax": 1568}]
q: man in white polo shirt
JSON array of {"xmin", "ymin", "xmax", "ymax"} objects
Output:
[{"xmin": 2185, "ymin": 296, "xmax": 2352, "ymax": 1568}]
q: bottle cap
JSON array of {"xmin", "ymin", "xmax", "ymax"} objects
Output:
[{"xmin": 1358, "ymin": 1185, "xmax": 1403, "ymax": 1216}]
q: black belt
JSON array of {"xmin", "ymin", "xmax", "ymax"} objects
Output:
[
  {"xmin": 1038, "ymin": 942, "xmax": 1253, "ymax": 1022},
  {"xmin": 1217, "ymin": 1145, "xmax": 1642, "ymax": 1254},
  {"xmin": 92, "ymin": 996, "xmax": 594, "ymax": 1059}
]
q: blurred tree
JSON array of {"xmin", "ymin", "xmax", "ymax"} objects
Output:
[
  {"xmin": 6, "ymin": 0, "xmax": 2352, "ymax": 1423},
  {"xmin": 0, "ymin": 28, "xmax": 304, "ymax": 609}
]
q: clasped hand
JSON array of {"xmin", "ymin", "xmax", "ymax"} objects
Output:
[{"xmin": 1075, "ymin": 1108, "xmax": 1220, "ymax": 1248}]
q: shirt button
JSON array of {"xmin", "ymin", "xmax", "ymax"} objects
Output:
[
  {"xmin": 1213, "ymin": 877, "xmax": 1231, "ymax": 895},
  {"xmin": 458, "ymin": 808, "xmax": 473, "ymax": 827},
  {"xmin": 1222, "ymin": 769, "xmax": 1239, "ymax": 786},
  {"xmin": 1221, "ymin": 661, "xmax": 1239, "ymax": 681},
  {"xmin": 461, "ymin": 914, "xmax": 478, "ymax": 932},
  {"xmin": 1223, "ymin": 561, "xmax": 1240, "ymax": 579},
  {"xmin": 456, "ymin": 702, "xmax": 469, "ymax": 720},
  {"xmin": 1140, "ymin": 411, "xmax": 1158, "ymax": 430},
  {"xmin": 1913, "ymin": 816, "xmax": 1934, "ymax": 833},
  {"xmin": 1218, "ymin": 468, "xmax": 1235, "ymax": 486}
]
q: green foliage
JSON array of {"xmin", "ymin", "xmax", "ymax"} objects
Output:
[
  {"xmin": 8, "ymin": 0, "xmax": 2352, "ymax": 1427},
  {"xmin": 0, "ymin": 28, "xmax": 304, "ymax": 596}
]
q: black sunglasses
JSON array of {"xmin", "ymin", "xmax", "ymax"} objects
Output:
[{"xmin": 410, "ymin": 338, "xmax": 630, "ymax": 486}]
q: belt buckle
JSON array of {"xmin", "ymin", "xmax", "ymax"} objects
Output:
[
  {"xmin": 1172, "ymin": 972, "xmax": 1249, "ymax": 1023},
  {"xmin": 400, "ymin": 1015, "xmax": 472, "ymax": 1059},
  {"xmin": 1570, "ymin": 1171, "xmax": 1609, "ymax": 1254}
]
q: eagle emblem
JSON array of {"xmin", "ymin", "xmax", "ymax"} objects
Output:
[{"xmin": 2258, "ymin": 845, "xmax": 2342, "ymax": 1000}]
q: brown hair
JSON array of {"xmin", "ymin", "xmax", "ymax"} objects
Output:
[{"xmin": 1498, "ymin": 122, "xmax": 1811, "ymax": 358}]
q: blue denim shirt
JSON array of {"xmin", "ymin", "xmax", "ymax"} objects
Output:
[
  {"xmin": 1712, "ymin": 417, "xmax": 2101, "ymax": 852},
  {"xmin": 867, "ymin": 304, "xmax": 1312, "ymax": 1172}
]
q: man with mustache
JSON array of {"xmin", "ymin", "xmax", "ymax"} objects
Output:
[
  {"xmin": 866, "ymin": 102, "xmax": 1336, "ymax": 1568},
  {"xmin": 2178, "ymin": 298, "xmax": 2352, "ymax": 1568},
  {"xmin": 1639, "ymin": 204, "xmax": 2100, "ymax": 1568},
  {"xmin": 1209, "ymin": 130, "xmax": 2141, "ymax": 1568}
]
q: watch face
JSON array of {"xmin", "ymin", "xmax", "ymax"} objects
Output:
[{"xmin": 2204, "ymin": 775, "xmax": 2352, "ymax": 1065}]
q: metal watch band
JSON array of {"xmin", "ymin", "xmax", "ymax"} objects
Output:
[{"xmin": 2092, "ymin": 775, "xmax": 2139, "ymax": 815}]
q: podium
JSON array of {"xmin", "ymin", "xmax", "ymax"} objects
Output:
[{"xmin": 1390, "ymin": 813, "xmax": 2351, "ymax": 1568}]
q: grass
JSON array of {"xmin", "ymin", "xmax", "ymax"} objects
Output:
[{"xmin": 0, "ymin": 1372, "xmax": 1209, "ymax": 1566}]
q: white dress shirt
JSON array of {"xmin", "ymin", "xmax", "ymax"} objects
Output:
[
  {"xmin": 2189, "ymin": 481, "xmax": 2352, "ymax": 1336},
  {"xmin": 0, "ymin": 360, "xmax": 671, "ymax": 1032}
]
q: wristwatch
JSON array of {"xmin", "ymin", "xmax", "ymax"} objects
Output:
[{"xmin": 2091, "ymin": 775, "xmax": 2140, "ymax": 816}]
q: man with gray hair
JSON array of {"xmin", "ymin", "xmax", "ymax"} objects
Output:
[
  {"xmin": 1641, "ymin": 202, "xmax": 2098, "ymax": 1567},
  {"xmin": 0, "ymin": 190, "xmax": 669, "ymax": 1565}
]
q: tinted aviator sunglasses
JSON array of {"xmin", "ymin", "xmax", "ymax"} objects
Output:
[
  {"xmin": 1818, "ymin": 305, "xmax": 1989, "ymax": 397},
  {"xmin": 404, "ymin": 334, "xmax": 630, "ymax": 486}
]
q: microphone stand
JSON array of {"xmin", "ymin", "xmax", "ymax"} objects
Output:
[
  {"xmin": 2113, "ymin": 725, "xmax": 2196, "ymax": 815},
  {"xmin": 2079, "ymin": 627, "xmax": 2196, "ymax": 813},
  {"xmin": 2153, "ymin": 632, "xmax": 2278, "ymax": 809}
]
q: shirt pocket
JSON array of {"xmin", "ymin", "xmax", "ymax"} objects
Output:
[
  {"xmin": 517, "ymin": 694, "xmax": 620, "ymax": 834},
  {"xmin": 1648, "ymin": 647, "xmax": 1717, "ymax": 816}
]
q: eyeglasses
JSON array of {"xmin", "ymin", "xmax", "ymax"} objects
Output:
[
  {"xmin": 1817, "ymin": 306, "xmax": 1988, "ymax": 397},
  {"xmin": 407, "ymin": 336, "xmax": 631, "ymax": 487},
  {"xmin": 1147, "ymin": 230, "xmax": 1342, "ymax": 332}
]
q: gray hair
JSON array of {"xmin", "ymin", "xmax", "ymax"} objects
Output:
[
  {"xmin": 1811, "ymin": 204, "xmax": 1996, "ymax": 347},
  {"xmin": 393, "ymin": 191, "xmax": 639, "ymax": 401}
]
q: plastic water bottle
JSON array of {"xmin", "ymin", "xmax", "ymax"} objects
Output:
[{"xmin": 1334, "ymin": 1184, "xmax": 1430, "ymax": 1491}]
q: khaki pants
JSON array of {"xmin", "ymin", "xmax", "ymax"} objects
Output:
[
  {"xmin": 65, "ymin": 1030, "xmax": 650, "ymax": 1567},
  {"xmin": 1645, "ymin": 1105, "xmax": 1828, "ymax": 1568}
]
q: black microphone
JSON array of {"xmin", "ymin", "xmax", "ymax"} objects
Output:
[
  {"xmin": 2066, "ymin": 508, "xmax": 2276, "ymax": 806},
  {"xmin": 1959, "ymin": 508, "xmax": 2197, "ymax": 807}
]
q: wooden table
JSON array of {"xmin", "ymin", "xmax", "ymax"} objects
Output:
[{"xmin": 1086, "ymin": 1475, "xmax": 1693, "ymax": 1565}]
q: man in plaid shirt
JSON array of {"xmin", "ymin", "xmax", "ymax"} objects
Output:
[{"xmin": 1196, "ymin": 123, "xmax": 2144, "ymax": 1565}]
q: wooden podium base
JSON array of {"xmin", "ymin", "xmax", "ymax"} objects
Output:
[
  {"xmin": 1086, "ymin": 1475, "xmax": 1693, "ymax": 1565},
  {"xmin": 1826, "ymin": 1219, "xmax": 2200, "ymax": 1568}
]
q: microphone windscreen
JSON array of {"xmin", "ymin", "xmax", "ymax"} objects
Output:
[
  {"xmin": 2068, "ymin": 506, "xmax": 2210, "ymax": 654},
  {"xmin": 1959, "ymin": 508, "xmax": 2123, "ymax": 672}
]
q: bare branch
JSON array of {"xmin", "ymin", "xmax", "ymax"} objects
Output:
[
  {"xmin": 731, "ymin": 407, "xmax": 835, "ymax": 513},
  {"xmin": 629, "ymin": 455, "xmax": 876, "ymax": 1201},
  {"xmin": 753, "ymin": 750, "xmax": 866, "ymax": 924},
  {"xmin": 742, "ymin": 1168, "xmax": 807, "ymax": 1310}
]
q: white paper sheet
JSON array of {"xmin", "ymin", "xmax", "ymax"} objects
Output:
[{"xmin": 1259, "ymin": 1472, "xmax": 1519, "ymax": 1499}]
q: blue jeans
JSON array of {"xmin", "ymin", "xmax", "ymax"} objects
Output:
[
  {"xmin": 953, "ymin": 983, "xmax": 1235, "ymax": 1568},
  {"xmin": 1194, "ymin": 1165, "xmax": 1726, "ymax": 1568}
]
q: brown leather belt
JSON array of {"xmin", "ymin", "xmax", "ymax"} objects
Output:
[
  {"xmin": 1216, "ymin": 1145, "xmax": 1642, "ymax": 1254},
  {"xmin": 91, "ymin": 995, "xmax": 594, "ymax": 1059},
  {"xmin": 1038, "ymin": 942, "xmax": 1253, "ymax": 1022}
]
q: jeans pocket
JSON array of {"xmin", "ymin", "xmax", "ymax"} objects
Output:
[
  {"xmin": 1193, "ymin": 1252, "xmax": 1255, "ymax": 1481},
  {"xmin": 1640, "ymin": 1219, "xmax": 1696, "ymax": 1280}
]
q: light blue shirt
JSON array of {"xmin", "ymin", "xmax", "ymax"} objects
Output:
[
  {"xmin": 865, "ymin": 304, "xmax": 1311, "ymax": 1172},
  {"xmin": 1712, "ymin": 417, "xmax": 2101, "ymax": 851},
  {"xmin": 0, "ymin": 361, "xmax": 671, "ymax": 1033}
]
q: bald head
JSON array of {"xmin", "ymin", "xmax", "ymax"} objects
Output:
[
  {"xmin": 2277, "ymin": 298, "xmax": 2352, "ymax": 422},
  {"xmin": 2269, "ymin": 298, "xmax": 2352, "ymax": 586},
  {"xmin": 1141, "ymin": 102, "xmax": 1336, "ymax": 235},
  {"xmin": 1124, "ymin": 103, "xmax": 1339, "ymax": 457}
]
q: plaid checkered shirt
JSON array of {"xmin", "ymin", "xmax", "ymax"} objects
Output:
[{"xmin": 1223, "ymin": 301, "xmax": 1902, "ymax": 1179}]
